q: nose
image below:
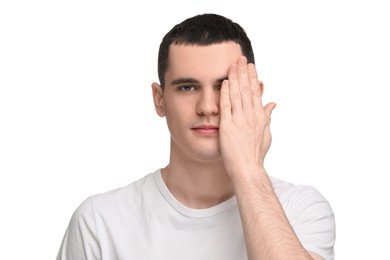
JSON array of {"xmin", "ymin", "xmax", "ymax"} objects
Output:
[{"xmin": 196, "ymin": 87, "xmax": 219, "ymax": 116}]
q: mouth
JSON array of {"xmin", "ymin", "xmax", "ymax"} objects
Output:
[{"xmin": 191, "ymin": 125, "xmax": 219, "ymax": 135}]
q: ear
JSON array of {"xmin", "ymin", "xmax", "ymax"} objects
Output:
[
  {"xmin": 151, "ymin": 82, "xmax": 165, "ymax": 117},
  {"xmin": 259, "ymin": 81, "xmax": 264, "ymax": 96}
]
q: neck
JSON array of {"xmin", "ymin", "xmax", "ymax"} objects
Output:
[{"xmin": 162, "ymin": 145, "xmax": 235, "ymax": 209}]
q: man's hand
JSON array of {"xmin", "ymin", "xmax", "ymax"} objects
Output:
[
  {"xmin": 219, "ymin": 56, "xmax": 276, "ymax": 179},
  {"xmin": 219, "ymin": 57, "xmax": 317, "ymax": 260}
]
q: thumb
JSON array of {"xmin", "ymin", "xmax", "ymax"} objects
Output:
[{"xmin": 264, "ymin": 102, "xmax": 276, "ymax": 121}]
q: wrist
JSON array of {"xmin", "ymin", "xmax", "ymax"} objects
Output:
[{"xmin": 229, "ymin": 165, "xmax": 270, "ymax": 191}]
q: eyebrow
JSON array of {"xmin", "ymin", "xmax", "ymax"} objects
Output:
[
  {"xmin": 171, "ymin": 77, "xmax": 199, "ymax": 86},
  {"xmin": 170, "ymin": 76, "xmax": 228, "ymax": 86}
]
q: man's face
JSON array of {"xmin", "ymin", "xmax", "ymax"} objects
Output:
[{"xmin": 153, "ymin": 42, "xmax": 243, "ymax": 162}]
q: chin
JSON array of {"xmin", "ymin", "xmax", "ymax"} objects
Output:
[{"xmin": 192, "ymin": 149, "xmax": 222, "ymax": 162}]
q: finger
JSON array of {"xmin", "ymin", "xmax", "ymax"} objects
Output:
[
  {"xmin": 238, "ymin": 56, "xmax": 253, "ymax": 113},
  {"xmin": 248, "ymin": 64, "xmax": 263, "ymax": 108},
  {"xmin": 261, "ymin": 122, "xmax": 273, "ymax": 156},
  {"xmin": 264, "ymin": 102, "xmax": 277, "ymax": 124},
  {"xmin": 228, "ymin": 63, "xmax": 243, "ymax": 116},
  {"xmin": 260, "ymin": 103, "xmax": 276, "ymax": 156},
  {"xmin": 220, "ymin": 80, "xmax": 232, "ymax": 122}
]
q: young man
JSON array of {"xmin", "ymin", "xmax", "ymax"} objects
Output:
[{"xmin": 57, "ymin": 14, "xmax": 335, "ymax": 260}]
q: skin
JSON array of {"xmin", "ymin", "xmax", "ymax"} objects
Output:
[{"xmin": 152, "ymin": 42, "xmax": 323, "ymax": 260}]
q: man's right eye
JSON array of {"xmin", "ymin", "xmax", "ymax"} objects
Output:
[{"xmin": 178, "ymin": 85, "xmax": 195, "ymax": 92}]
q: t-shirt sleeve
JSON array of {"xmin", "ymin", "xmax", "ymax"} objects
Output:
[
  {"xmin": 56, "ymin": 197, "xmax": 101, "ymax": 260},
  {"xmin": 283, "ymin": 185, "xmax": 336, "ymax": 260}
]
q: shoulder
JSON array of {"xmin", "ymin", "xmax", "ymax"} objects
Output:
[
  {"xmin": 84, "ymin": 171, "xmax": 156, "ymax": 214},
  {"xmin": 269, "ymin": 176, "xmax": 334, "ymax": 229},
  {"xmin": 61, "ymin": 172, "xmax": 156, "ymax": 243},
  {"xmin": 269, "ymin": 176, "xmax": 336, "ymax": 260},
  {"xmin": 66, "ymin": 171, "xmax": 156, "ymax": 224},
  {"xmin": 269, "ymin": 176, "xmax": 332, "ymax": 214}
]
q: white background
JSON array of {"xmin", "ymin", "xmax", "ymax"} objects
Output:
[{"xmin": 1, "ymin": 0, "xmax": 389, "ymax": 259}]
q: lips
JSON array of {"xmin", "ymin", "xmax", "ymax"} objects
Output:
[{"xmin": 191, "ymin": 125, "xmax": 219, "ymax": 135}]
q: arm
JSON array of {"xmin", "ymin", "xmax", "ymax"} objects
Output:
[
  {"xmin": 232, "ymin": 167, "xmax": 320, "ymax": 259},
  {"xmin": 219, "ymin": 56, "xmax": 323, "ymax": 259}
]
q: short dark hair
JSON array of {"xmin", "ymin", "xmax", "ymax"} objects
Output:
[{"xmin": 157, "ymin": 13, "xmax": 255, "ymax": 88}]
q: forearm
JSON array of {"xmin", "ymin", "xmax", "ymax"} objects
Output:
[{"xmin": 233, "ymin": 167, "xmax": 313, "ymax": 260}]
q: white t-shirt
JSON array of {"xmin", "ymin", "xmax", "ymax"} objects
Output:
[{"xmin": 57, "ymin": 169, "xmax": 335, "ymax": 260}]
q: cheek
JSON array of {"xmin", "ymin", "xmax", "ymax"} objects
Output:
[
  {"xmin": 164, "ymin": 97, "xmax": 194, "ymax": 116},
  {"xmin": 164, "ymin": 100, "xmax": 194, "ymax": 128}
]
